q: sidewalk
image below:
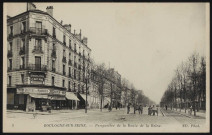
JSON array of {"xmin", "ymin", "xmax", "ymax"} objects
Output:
[
  {"xmin": 163, "ymin": 108, "xmax": 206, "ymax": 119},
  {"xmin": 6, "ymin": 108, "xmax": 124, "ymax": 115}
]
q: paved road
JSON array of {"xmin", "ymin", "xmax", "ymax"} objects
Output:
[{"xmin": 6, "ymin": 107, "xmax": 205, "ymax": 125}]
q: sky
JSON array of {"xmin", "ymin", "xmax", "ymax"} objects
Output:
[{"xmin": 5, "ymin": 3, "xmax": 207, "ymax": 104}]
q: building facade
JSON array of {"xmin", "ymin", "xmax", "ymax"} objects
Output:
[{"xmin": 7, "ymin": 6, "xmax": 91, "ymax": 111}]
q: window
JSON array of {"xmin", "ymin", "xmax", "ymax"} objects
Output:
[
  {"xmin": 35, "ymin": 21, "xmax": 42, "ymax": 34},
  {"xmin": 21, "ymin": 38, "xmax": 25, "ymax": 49},
  {"xmin": 74, "ymin": 69, "xmax": 76, "ymax": 79},
  {"xmin": 21, "ymin": 74, "xmax": 24, "ymax": 84},
  {"xmin": 63, "ymin": 64, "xmax": 66, "ymax": 75},
  {"xmin": 74, "ymin": 83, "xmax": 76, "ymax": 91},
  {"xmin": 35, "ymin": 39, "xmax": 42, "ymax": 51},
  {"xmin": 74, "ymin": 43, "xmax": 76, "ymax": 51},
  {"xmin": 52, "ymin": 76, "xmax": 55, "ymax": 86},
  {"xmin": 69, "ymin": 53, "xmax": 71, "ymax": 59},
  {"xmin": 68, "ymin": 81, "xmax": 71, "ymax": 91},
  {"xmin": 63, "ymin": 34, "xmax": 66, "ymax": 44},
  {"xmin": 63, "ymin": 49, "xmax": 66, "ymax": 57},
  {"xmin": 8, "ymin": 76, "xmax": 12, "ymax": 86},
  {"xmin": 20, "ymin": 57, "xmax": 25, "ymax": 69},
  {"xmin": 9, "ymin": 59, "xmax": 12, "ymax": 70},
  {"xmin": 69, "ymin": 39, "xmax": 71, "ymax": 46},
  {"xmin": 21, "ymin": 21, "xmax": 26, "ymax": 32},
  {"xmin": 53, "ymin": 27, "xmax": 56, "ymax": 37},
  {"xmin": 62, "ymin": 80, "xmax": 65, "ymax": 87},
  {"xmin": 10, "ymin": 26, "xmax": 13, "ymax": 35},
  {"xmin": 35, "ymin": 56, "xmax": 41, "ymax": 70},
  {"xmin": 9, "ymin": 42, "xmax": 12, "ymax": 51},
  {"xmin": 69, "ymin": 67, "xmax": 71, "ymax": 76},
  {"xmin": 52, "ymin": 60, "xmax": 55, "ymax": 71}
]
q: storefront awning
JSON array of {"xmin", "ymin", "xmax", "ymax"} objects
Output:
[
  {"xmin": 49, "ymin": 96, "xmax": 66, "ymax": 100},
  {"xmin": 66, "ymin": 92, "xmax": 79, "ymax": 101},
  {"xmin": 29, "ymin": 94, "xmax": 49, "ymax": 99},
  {"xmin": 79, "ymin": 94, "xmax": 87, "ymax": 101}
]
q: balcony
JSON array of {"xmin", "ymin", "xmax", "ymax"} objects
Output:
[
  {"xmin": 26, "ymin": 64, "xmax": 47, "ymax": 71},
  {"xmin": 20, "ymin": 65, "xmax": 25, "ymax": 70},
  {"xmin": 21, "ymin": 29, "xmax": 27, "ymax": 34},
  {"xmin": 51, "ymin": 50, "xmax": 56, "ymax": 58},
  {"xmin": 7, "ymin": 50, "xmax": 13, "ymax": 57},
  {"xmin": 29, "ymin": 27, "xmax": 48, "ymax": 36},
  {"xmin": 62, "ymin": 57, "xmax": 67, "ymax": 63},
  {"xmin": 19, "ymin": 47, "xmax": 25, "ymax": 55},
  {"xmin": 68, "ymin": 59, "xmax": 72, "ymax": 66},
  {"xmin": 32, "ymin": 46, "xmax": 43, "ymax": 54}
]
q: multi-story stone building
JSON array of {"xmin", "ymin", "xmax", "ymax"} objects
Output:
[
  {"xmin": 90, "ymin": 66, "xmax": 122, "ymax": 109},
  {"xmin": 7, "ymin": 5, "xmax": 91, "ymax": 111}
]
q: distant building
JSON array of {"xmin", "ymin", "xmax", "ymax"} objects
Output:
[{"xmin": 7, "ymin": 4, "xmax": 91, "ymax": 111}]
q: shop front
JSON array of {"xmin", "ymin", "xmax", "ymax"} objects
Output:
[
  {"xmin": 65, "ymin": 92, "xmax": 79, "ymax": 109},
  {"xmin": 16, "ymin": 85, "xmax": 66, "ymax": 112}
]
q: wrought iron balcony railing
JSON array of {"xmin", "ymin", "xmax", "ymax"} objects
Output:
[
  {"xmin": 26, "ymin": 64, "xmax": 47, "ymax": 71},
  {"xmin": 32, "ymin": 46, "xmax": 43, "ymax": 53},
  {"xmin": 29, "ymin": 27, "xmax": 48, "ymax": 35},
  {"xmin": 20, "ymin": 65, "xmax": 25, "ymax": 69}
]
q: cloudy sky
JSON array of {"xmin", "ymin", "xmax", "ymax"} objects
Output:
[{"xmin": 5, "ymin": 3, "xmax": 207, "ymax": 104}]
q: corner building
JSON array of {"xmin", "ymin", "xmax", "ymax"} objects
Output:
[{"xmin": 7, "ymin": 6, "xmax": 91, "ymax": 111}]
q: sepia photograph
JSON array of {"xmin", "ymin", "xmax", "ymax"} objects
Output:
[{"xmin": 3, "ymin": 2, "xmax": 210, "ymax": 133}]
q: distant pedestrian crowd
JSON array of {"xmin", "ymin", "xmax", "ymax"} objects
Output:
[{"xmin": 127, "ymin": 104, "xmax": 158, "ymax": 116}]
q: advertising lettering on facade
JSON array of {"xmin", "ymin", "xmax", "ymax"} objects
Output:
[{"xmin": 17, "ymin": 88, "xmax": 50, "ymax": 94}]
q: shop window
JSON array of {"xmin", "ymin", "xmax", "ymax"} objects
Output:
[
  {"xmin": 19, "ymin": 94, "xmax": 24, "ymax": 104},
  {"xmin": 7, "ymin": 93, "xmax": 14, "ymax": 104}
]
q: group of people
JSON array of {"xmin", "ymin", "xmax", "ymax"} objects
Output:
[
  {"xmin": 127, "ymin": 104, "xmax": 143, "ymax": 114},
  {"xmin": 148, "ymin": 105, "xmax": 158, "ymax": 116}
]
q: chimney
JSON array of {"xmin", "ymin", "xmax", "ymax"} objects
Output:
[
  {"xmin": 63, "ymin": 24, "xmax": 71, "ymax": 32},
  {"xmin": 46, "ymin": 6, "xmax": 53, "ymax": 17},
  {"xmin": 60, "ymin": 20, "xmax": 63, "ymax": 25},
  {"xmin": 82, "ymin": 37, "xmax": 88, "ymax": 45}
]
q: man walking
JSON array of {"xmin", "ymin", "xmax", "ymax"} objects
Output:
[{"xmin": 127, "ymin": 104, "xmax": 130, "ymax": 114}]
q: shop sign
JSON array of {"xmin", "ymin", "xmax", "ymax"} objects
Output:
[
  {"xmin": 52, "ymin": 90, "xmax": 66, "ymax": 96},
  {"xmin": 30, "ymin": 72, "xmax": 45, "ymax": 84},
  {"xmin": 17, "ymin": 88, "xmax": 50, "ymax": 94}
]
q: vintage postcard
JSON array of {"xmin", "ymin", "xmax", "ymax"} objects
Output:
[{"xmin": 3, "ymin": 2, "xmax": 210, "ymax": 133}]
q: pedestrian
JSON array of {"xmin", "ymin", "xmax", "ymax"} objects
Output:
[
  {"xmin": 116, "ymin": 105, "xmax": 118, "ymax": 110},
  {"xmin": 127, "ymin": 104, "xmax": 130, "ymax": 114},
  {"xmin": 165, "ymin": 105, "xmax": 167, "ymax": 110},
  {"xmin": 141, "ymin": 105, "xmax": 143, "ymax": 114},
  {"xmin": 189, "ymin": 105, "xmax": 192, "ymax": 115},
  {"xmin": 152, "ymin": 105, "xmax": 156, "ymax": 116},
  {"xmin": 148, "ymin": 105, "xmax": 152, "ymax": 115},
  {"xmin": 138, "ymin": 105, "xmax": 142, "ymax": 114},
  {"xmin": 134, "ymin": 104, "xmax": 137, "ymax": 114}
]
